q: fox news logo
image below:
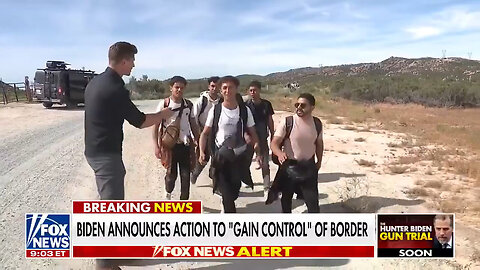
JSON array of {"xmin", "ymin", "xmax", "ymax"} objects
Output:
[{"xmin": 25, "ymin": 214, "xmax": 70, "ymax": 257}]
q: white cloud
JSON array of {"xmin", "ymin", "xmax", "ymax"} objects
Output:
[
  {"xmin": 404, "ymin": 6, "xmax": 480, "ymax": 39},
  {"xmin": 405, "ymin": 26, "xmax": 442, "ymax": 39}
]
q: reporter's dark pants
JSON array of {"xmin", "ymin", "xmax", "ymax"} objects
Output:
[
  {"xmin": 86, "ymin": 154, "xmax": 126, "ymax": 268},
  {"xmin": 165, "ymin": 143, "xmax": 191, "ymax": 200}
]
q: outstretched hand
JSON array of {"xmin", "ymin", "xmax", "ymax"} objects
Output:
[{"xmin": 160, "ymin": 107, "xmax": 174, "ymax": 119}]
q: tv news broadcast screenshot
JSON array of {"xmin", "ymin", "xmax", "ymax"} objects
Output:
[{"xmin": 1, "ymin": 0, "xmax": 478, "ymax": 269}]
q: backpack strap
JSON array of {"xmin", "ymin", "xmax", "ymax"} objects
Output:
[
  {"xmin": 284, "ymin": 116, "xmax": 294, "ymax": 140},
  {"xmin": 184, "ymin": 98, "xmax": 193, "ymax": 112},
  {"xmin": 239, "ymin": 103, "xmax": 248, "ymax": 134},
  {"xmin": 198, "ymin": 96, "xmax": 208, "ymax": 117},
  {"xmin": 313, "ymin": 116, "xmax": 322, "ymax": 139},
  {"xmin": 210, "ymin": 103, "xmax": 222, "ymax": 154}
]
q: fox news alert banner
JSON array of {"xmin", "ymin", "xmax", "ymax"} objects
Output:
[
  {"xmin": 377, "ymin": 214, "xmax": 455, "ymax": 258},
  {"xmin": 69, "ymin": 201, "xmax": 375, "ymax": 258}
]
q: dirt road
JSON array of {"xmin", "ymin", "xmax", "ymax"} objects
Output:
[{"xmin": 0, "ymin": 100, "xmax": 478, "ymax": 269}]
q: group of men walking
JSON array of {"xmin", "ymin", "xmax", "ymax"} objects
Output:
[{"xmin": 84, "ymin": 41, "xmax": 324, "ymax": 269}]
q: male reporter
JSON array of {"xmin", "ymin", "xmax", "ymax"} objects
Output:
[{"xmin": 84, "ymin": 41, "xmax": 172, "ymax": 270}]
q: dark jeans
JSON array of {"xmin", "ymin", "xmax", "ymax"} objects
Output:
[
  {"xmin": 165, "ymin": 143, "xmax": 191, "ymax": 200},
  {"xmin": 280, "ymin": 177, "xmax": 319, "ymax": 213},
  {"xmin": 212, "ymin": 146, "xmax": 252, "ymax": 213},
  {"xmin": 86, "ymin": 154, "xmax": 126, "ymax": 268},
  {"xmin": 271, "ymin": 159, "xmax": 319, "ymax": 213},
  {"xmin": 246, "ymin": 137, "xmax": 270, "ymax": 189},
  {"xmin": 216, "ymin": 159, "xmax": 242, "ymax": 213},
  {"xmin": 191, "ymin": 147, "xmax": 210, "ymax": 183}
]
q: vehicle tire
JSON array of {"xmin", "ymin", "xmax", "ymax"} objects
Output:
[{"xmin": 42, "ymin": 102, "xmax": 53, "ymax": 108}]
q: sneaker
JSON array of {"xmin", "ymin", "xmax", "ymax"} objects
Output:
[{"xmin": 165, "ymin": 192, "xmax": 172, "ymax": 200}]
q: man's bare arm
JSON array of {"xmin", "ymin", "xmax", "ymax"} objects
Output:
[
  {"xmin": 140, "ymin": 108, "xmax": 172, "ymax": 129},
  {"xmin": 247, "ymin": 126, "xmax": 261, "ymax": 155},
  {"xmin": 199, "ymin": 126, "xmax": 211, "ymax": 165},
  {"xmin": 268, "ymin": 115, "xmax": 275, "ymax": 139},
  {"xmin": 315, "ymin": 137, "xmax": 324, "ymax": 170},
  {"xmin": 189, "ymin": 117, "xmax": 201, "ymax": 142}
]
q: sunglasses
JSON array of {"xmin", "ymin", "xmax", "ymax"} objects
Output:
[{"xmin": 294, "ymin": 102, "xmax": 308, "ymax": 109}]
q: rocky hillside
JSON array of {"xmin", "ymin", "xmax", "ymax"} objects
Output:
[{"xmin": 263, "ymin": 57, "xmax": 480, "ymax": 84}]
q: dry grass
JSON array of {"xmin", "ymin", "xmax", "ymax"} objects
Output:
[
  {"xmin": 470, "ymin": 248, "xmax": 480, "ymax": 264},
  {"xmin": 357, "ymin": 127, "xmax": 371, "ymax": 132},
  {"xmin": 387, "ymin": 142, "xmax": 401, "ymax": 148},
  {"xmin": 338, "ymin": 150, "xmax": 349, "ymax": 154},
  {"xmin": 439, "ymin": 199, "xmax": 465, "ymax": 213},
  {"xmin": 425, "ymin": 167, "xmax": 434, "ymax": 175},
  {"xmin": 395, "ymin": 155, "xmax": 421, "ymax": 165},
  {"xmin": 424, "ymin": 180, "xmax": 443, "ymax": 189},
  {"xmin": 351, "ymin": 115, "xmax": 368, "ymax": 123},
  {"xmin": 341, "ymin": 125, "xmax": 357, "ymax": 131},
  {"xmin": 388, "ymin": 165, "xmax": 409, "ymax": 174},
  {"xmin": 269, "ymin": 94, "xmax": 480, "ymax": 183},
  {"xmin": 406, "ymin": 186, "xmax": 429, "ymax": 197},
  {"xmin": 354, "ymin": 137, "xmax": 366, "ymax": 142},
  {"xmin": 355, "ymin": 159, "xmax": 376, "ymax": 167},
  {"xmin": 336, "ymin": 176, "xmax": 370, "ymax": 212},
  {"xmin": 415, "ymin": 179, "xmax": 425, "ymax": 185},
  {"xmin": 327, "ymin": 116, "xmax": 344, "ymax": 124}
]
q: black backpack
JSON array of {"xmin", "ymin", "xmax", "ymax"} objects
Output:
[{"xmin": 272, "ymin": 115, "xmax": 322, "ymax": 165}]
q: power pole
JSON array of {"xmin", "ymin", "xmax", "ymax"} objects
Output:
[{"xmin": 442, "ymin": 49, "xmax": 447, "ymax": 59}]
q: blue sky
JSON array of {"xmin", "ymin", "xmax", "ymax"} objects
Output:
[{"xmin": 1, "ymin": 0, "xmax": 479, "ymax": 82}]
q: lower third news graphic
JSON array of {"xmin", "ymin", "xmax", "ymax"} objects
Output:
[{"xmin": 377, "ymin": 214, "xmax": 454, "ymax": 258}]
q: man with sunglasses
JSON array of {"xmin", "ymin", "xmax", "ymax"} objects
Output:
[
  {"xmin": 190, "ymin": 76, "xmax": 221, "ymax": 184},
  {"xmin": 245, "ymin": 80, "xmax": 274, "ymax": 198},
  {"xmin": 269, "ymin": 93, "xmax": 323, "ymax": 213}
]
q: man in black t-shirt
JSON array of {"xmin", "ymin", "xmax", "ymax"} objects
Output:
[
  {"xmin": 84, "ymin": 42, "xmax": 173, "ymax": 270},
  {"xmin": 245, "ymin": 80, "xmax": 274, "ymax": 197}
]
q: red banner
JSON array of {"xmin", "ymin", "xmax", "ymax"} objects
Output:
[{"xmin": 73, "ymin": 246, "xmax": 374, "ymax": 258}]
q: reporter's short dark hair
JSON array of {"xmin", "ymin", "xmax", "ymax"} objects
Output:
[
  {"xmin": 208, "ymin": 76, "xmax": 220, "ymax": 84},
  {"xmin": 218, "ymin": 75, "xmax": 239, "ymax": 88},
  {"xmin": 298, "ymin": 93, "xmax": 315, "ymax": 106},
  {"xmin": 248, "ymin": 80, "xmax": 262, "ymax": 89},
  {"xmin": 169, "ymin": 76, "xmax": 187, "ymax": 86},
  {"xmin": 108, "ymin": 41, "xmax": 137, "ymax": 65}
]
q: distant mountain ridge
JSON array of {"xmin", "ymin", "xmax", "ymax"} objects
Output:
[{"xmin": 253, "ymin": 56, "xmax": 480, "ymax": 83}]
